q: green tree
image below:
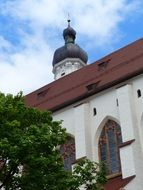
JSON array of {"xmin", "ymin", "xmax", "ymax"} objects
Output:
[
  {"xmin": 72, "ymin": 159, "xmax": 107, "ymax": 190},
  {"xmin": 0, "ymin": 92, "xmax": 106, "ymax": 190}
]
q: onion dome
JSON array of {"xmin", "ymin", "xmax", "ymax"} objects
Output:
[
  {"xmin": 52, "ymin": 20, "xmax": 88, "ymax": 66},
  {"xmin": 63, "ymin": 20, "xmax": 76, "ymax": 44}
]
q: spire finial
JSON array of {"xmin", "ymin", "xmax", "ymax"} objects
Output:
[
  {"xmin": 67, "ymin": 13, "xmax": 70, "ymax": 27},
  {"xmin": 63, "ymin": 14, "xmax": 76, "ymax": 44}
]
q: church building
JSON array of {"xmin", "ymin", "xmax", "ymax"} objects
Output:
[{"xmin": 25, "ymin": 20, "xmax": 143, "ymax": 190}]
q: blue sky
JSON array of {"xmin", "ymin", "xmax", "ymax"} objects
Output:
[{"xmin": 0, "ymin": 0, "xmax": 143, "ymax": 94}]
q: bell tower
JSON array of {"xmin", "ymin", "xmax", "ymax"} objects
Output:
[{"xmin": 52, "ymin": 20, "xmax": 88, "ymax": 80}]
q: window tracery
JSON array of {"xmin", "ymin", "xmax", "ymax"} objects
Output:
[
  {"xmin": 98, "ymin": 120, "xmax": 122, "ymax": 175},
  {"xmin": 60, "ymin": 136, "xmax": 76, "ymax": 171}
]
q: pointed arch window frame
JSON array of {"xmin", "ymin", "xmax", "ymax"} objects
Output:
[
  {"xmin": 60, "ymin": 135, "xmax": 76, "ymax": 171},
  {"xmin": 98, "ymin": 119, "xmax": 123, "ymax": 177}
]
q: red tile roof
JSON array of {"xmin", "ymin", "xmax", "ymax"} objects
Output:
[
  {"xmin": 104, "ymin": 175, "xmax": 135, "ymax": 190},
  {"xmin": 25, "ymin": 38, "xmax": 143, "ymax": 111}
]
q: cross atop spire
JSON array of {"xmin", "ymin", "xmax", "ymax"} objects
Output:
[{"xmin": 67, "ymin": 13, "xmax": 70, "ymax": 27}]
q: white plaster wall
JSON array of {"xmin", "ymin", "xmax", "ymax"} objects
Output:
[
  {"xmin": 116, "ymin": 84, "xmax": 135, "ymax": 142},
  {"xmin": 124, "ymin": 76, "xmax": 143, "ymax": 189},
  {"xmin": 126, "ymin": 140, "xmax": 143, "ymax": 190},
  {"xmin": 120, "ymin": 144, "xmax": 135, "ymax": 178},
  {"xmin": 52, "ymin": 74, "xmax": 143, "ymax": 188},
  {"xmin": 53, "ymin": 58, "xmax": 86, "ymax": 80},
  {"xmin": 115, "ymin": 80, "xmax": 143, "ymax": 188},
  {"xmin": 125, "ymin": 176, "xmax": 143, "ymax": 190},
  {"xmin": 89, "ymin": 88, "xmax": 119, "ymax": 161},
  {"xmin": 74, "ymin": 103, "xmax": 89, "ymax": 159},
  {"xmin": 53, "ymin": 106, "xmax": 75, "ymax": 136},
  {"xmin": 53, "ymin": 103, "xmax": 92, "ymax": 159},
  {"xmin": 131, "ymin": 74, "xmax": 143, "ymax": 155}
]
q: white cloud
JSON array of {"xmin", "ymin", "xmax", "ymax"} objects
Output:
[
  {"xmin": 0, "ymin": 33, "xmax": 53, "ymax": 95},
  {"xmin": 3, "ymin": 0, "xmax": 141, "ymax": 40},
  {"xmin": 0, "ymin": 51, "xmax": 53, "ymax": 95},
  {"xmin": 0, "ymin": 0, "xmax": 142, "ymax": 94}
]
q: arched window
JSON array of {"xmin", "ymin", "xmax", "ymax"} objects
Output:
[
  {"xmin": 60, "ymin": 136, "xmax": 76, "ymax": 171},
  {"xmin": 98, "ymin": 120, "xmax": 122, "ymax": 175}
]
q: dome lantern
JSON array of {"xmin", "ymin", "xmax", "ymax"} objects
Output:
[{"xmin": 63, "ymin": 19, "xmax": 76, "ymax": 44}]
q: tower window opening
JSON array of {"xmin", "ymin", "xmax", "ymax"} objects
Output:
[
  {"xmin": 61, "ymin": 72, "xmax": 65, "ymax": 76},
  {"xmin": 137, "ymin": 89, "xmax": 141, "ymax": 98}
]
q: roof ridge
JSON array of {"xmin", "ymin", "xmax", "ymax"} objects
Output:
[{"xmin": 91, "ymin": 38, "xmax": 143, "ymax": 64}]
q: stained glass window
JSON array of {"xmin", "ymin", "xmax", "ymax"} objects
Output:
[
  {"xmin": 60, "ymin": 136, "xmax": 76, "ymax": 171},
  {"xmin": 98, "ymin": 120, "xmax": 122, "ymax": 175}
]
